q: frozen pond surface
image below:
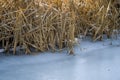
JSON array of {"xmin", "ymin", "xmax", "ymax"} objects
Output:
[{"xmin": 0, "ymin": 45, "xmax": 120, "ymax": 80}]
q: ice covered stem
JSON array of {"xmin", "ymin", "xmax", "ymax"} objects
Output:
[
  {"xmin": 68, "ymin": 39, "xmax": 74, "ymax": 55},
  {"xmin": 67, "ymin": 23, "xmax": 76, "ymax": 55},
  {"xmin": 68, "ymin": 38, "xmax": 80, "ymax": 55}
]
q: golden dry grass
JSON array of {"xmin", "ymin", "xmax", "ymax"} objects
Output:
[{"xmin": 0, "ymin": 0, "xmax": 120, "ymax": 54}]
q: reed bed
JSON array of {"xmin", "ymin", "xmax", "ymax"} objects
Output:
[{"xmin": 0, "ymin": 0, "xmax": 120, "ymax": 54}]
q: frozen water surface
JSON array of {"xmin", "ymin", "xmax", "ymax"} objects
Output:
[{"xmin": 0, "ymin": 40, "xmax": 120, "ymax": 80}]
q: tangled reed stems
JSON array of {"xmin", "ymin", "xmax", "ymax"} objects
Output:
[{"xmin": 0, "ymin": 0, "xmax": 120, "ymax": 54}]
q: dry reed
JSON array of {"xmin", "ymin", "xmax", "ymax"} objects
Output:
[{"xmin": 0, "ymin": 0, "xmax": 120, "ymax": 54}]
